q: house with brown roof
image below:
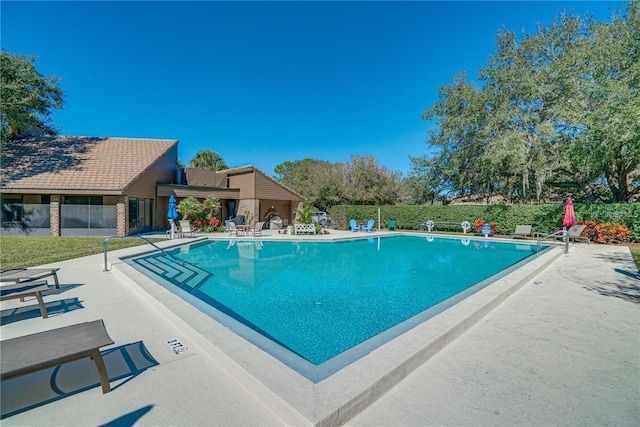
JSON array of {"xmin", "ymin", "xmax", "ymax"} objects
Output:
[
  {"xmin": 1, "ymin": 136, "xmax": 305, "ymax": 237},
  {"xmin": 159, "ymin": 166, "xmax": 306, "ymax": 230}
]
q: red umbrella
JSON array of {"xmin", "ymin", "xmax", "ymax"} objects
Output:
[{"xmin": 563, "ymin": 197, "xmax": 576, "ymax": 228}]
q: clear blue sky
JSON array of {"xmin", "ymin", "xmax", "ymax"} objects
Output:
[{"xmin": 2, "ymin": 1, "xmax": 623, "ymax": 177}]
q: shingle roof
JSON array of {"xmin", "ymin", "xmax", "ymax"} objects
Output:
[{"xmin": 1, "ymin": 136, "xmax": 178, "ymax": 192}]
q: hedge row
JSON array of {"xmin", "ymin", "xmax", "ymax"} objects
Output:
[{"xmin": 328, "ymin": 203, "xmax": 640, "ymax": 241}]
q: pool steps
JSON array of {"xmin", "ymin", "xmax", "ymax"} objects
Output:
[{"xmin": 134, "ymin": 254, "xmax": 211, "ymax": 290}]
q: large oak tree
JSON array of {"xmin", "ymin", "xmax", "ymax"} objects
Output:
[
  {"xmin": 413, "ymin": 1, "xmax": 639, "ymax": 203},
  {"xmin": 1, "ymin": 51, "xmax": 65, "ymax": 145},
  {"xmin": 274, "ymin": 156, "xmax": 403, "ymax": 211}
]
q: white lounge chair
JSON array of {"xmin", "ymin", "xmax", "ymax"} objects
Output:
[
  {"xmin": 564, "ymin": 224, "xmax": 589, "ymax": 244},
  {"xmin": 511, "ymin": 225, "xmax": 532, "ymax": 239},
  {"xmin": 225, "ymin": 221, "xmax": 239, "ymax": 237},
  {"xmin": 252, "ymin": 221, "xmax": 265, "ymax": 237},
  {"xmin": 178, "ymin": 220, "xmax": 194, "ymax": 237}
]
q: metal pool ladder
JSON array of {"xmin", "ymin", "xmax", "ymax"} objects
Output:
[{"xmin": 537, "ymin": 229, "xmax": 569, "ymax": 254}]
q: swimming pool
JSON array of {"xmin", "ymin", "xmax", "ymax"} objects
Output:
[{"xmin": 128, "ymin": 235, "xmax": 547, "ymax": 381}]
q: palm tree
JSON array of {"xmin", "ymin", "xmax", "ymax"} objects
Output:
[
  {"xmin": 176, "ymin": 197, "xmax": 203, "ymax": 220},
  {"xmin": 189, "ymin": 150, "xmax": 228, "ymax": 170},
  {"xmin": 202, "ymin": 196, "xmax": 221, "ymax": 219}
]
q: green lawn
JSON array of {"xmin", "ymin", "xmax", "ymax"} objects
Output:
[
  {"xmin": 631, "ymin": 248, "xmax": 640, "ymax": 268},
  {"xmin": 0, "ymin": 236, "xmax": 166, "ymax": 270}
]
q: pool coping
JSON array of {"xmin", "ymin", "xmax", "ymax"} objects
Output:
[{"xmin": 110, "ymin": 233, "xmax": 564, "ymax": 425}]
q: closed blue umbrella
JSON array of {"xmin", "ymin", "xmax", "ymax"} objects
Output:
[
  {"xmin": 167, "ymin": 195, "xmax": 178, "ymax": 238},
  {"xmin": 167, "ymin": 195, "xmax": 178, "ymax": 220}
]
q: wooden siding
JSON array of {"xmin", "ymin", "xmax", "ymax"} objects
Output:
[
  {"xmin": 125, "ymin": 145, "xmax": 178, "ymax": 199},
  {"xmin": 255, "ymin": 173, "xmax": 303, "ymax": 201},
  {"xmin": 228, "ymin": 172, "xmax": 255, "ymax": 199},
  {"xmin": 158, "ymin": 200, "xmax": 168, "ymax": 228}
]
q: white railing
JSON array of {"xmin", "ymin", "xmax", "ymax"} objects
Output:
[{"xmin": 103, "ymin": 234, "xmax": 183, "ymax": 272}]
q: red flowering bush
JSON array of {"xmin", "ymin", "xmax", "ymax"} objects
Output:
[
  {"xmin": 578, "ymin": 220, "xmax": 631, "ymax": 244},
  {"xmin": 191, "ymin": 218, "xmax": 206, "ymax": 229},
  {"xmin": 190, "ymin": 217, "xmax": 222, "ymax": 232},
  {"xmin": 474, "ymin": 219, "xmax": 497, "ymax": 235}
]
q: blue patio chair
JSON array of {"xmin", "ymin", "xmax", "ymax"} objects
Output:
[
  {"xmin": 362, "ymin": 219, "xmax": 375, "ymax": 232},
  {"xmin": 349, "ymin": 219, "xmax": 360, "ymax": 232}
]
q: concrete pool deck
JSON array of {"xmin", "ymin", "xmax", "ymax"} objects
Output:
[{"xmin": 1, "ymin": 230, "xmax": 638, "ymax": 426}]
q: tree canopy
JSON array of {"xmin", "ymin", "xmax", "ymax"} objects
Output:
[
  {"xmin": 412, "ymin": 1, "xmax": 640, "ymax": 203},
  {"xmin": 0, "ymin": 51, "xmax": 65, "ymax": 145},
  {"xmin": 274, "ymin": 156, "xmax": 403, "ymax": 211},
  {"xmin": 188, "ymin": 149, "xmax": 228, "ymax": 170}
]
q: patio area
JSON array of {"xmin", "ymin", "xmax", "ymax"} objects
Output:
[{"xmin": 1, "ymin": 230, "xmax": 638, "ymax": 426}]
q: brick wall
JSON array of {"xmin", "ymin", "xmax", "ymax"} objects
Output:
[
  {"xmin": 117, "ymin": 195, "xmax": 128, "ymax": 236},
  {"xmin": 237, "ymin": 199, "xmax": 259, "ymax": 225},
  {"xmin": 50, "ymin": 195, "xmax": 61, "ymax": 236}
]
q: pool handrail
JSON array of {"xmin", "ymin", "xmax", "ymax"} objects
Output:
[
  {"xmin": 537, "ymin": 229, "xmax": 569, "ymax": 254},
  {"xmin": 103, "ymin": 234, "xmax": 185, "ymax": 272}
]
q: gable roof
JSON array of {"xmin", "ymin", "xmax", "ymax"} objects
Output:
[{"xmin": 1, "ymin": 136, "xmax": 178, "ymax": 194}]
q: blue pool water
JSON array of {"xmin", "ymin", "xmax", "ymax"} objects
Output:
[{"xmin": 130, "ymin": 235, "xmax": 543, "ymax": 373}]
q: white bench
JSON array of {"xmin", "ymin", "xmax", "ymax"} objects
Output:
[{"xmin": 294, "ymin": 224, "xmax": 316, "ymax": 234}]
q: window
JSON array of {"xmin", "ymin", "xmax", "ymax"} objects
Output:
[
  {"xmin": 62, "ymin": 195, "xmax": 114, "ymax": 228},
  {"xmin": 1, "ymin": 195, "xmax": 50, "ymax": 228},
  {"xmin": 129, "ymin": 199, "xmax": 138, "ymax": 227},
  {"xmin": 64, "ymin": 196, "xmax": 103, "ymax": 205},
  {"xmin": 128, "ymin": 197, "xmax": 153, "ymax": 230},
  {"xmin": 1, "ymin": 195, "xmax": 22, "ymax": 224}
]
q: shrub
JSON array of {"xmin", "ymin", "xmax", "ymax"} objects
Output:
[
  {"xmin": 191, "ymin": 216, "xmax": 222, "ymax": 232},
  {"xmin": 296, "ymin": 205, "xmax": 314, "ymax": 224},
  {"xmin": 329, "ymin": 202, "xmax": 639, "ymax": 241},
  {"xmin": 176, "ymin": 197, "xmax": 204, "ymax": 220},
  {"xmin": 473, "ymin": 220, "xmax": 497, "ymax": 235},
  {"xmin": 191, "ymin": 219, "xmax": 202, "ymax": 229},
  {"xmin": 208, "ymin": 217, "xmax": 222, "ymax": 228},
  {"xmin": 579, "ymin": 220, "xmax": 631, "ymax": 244}
]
